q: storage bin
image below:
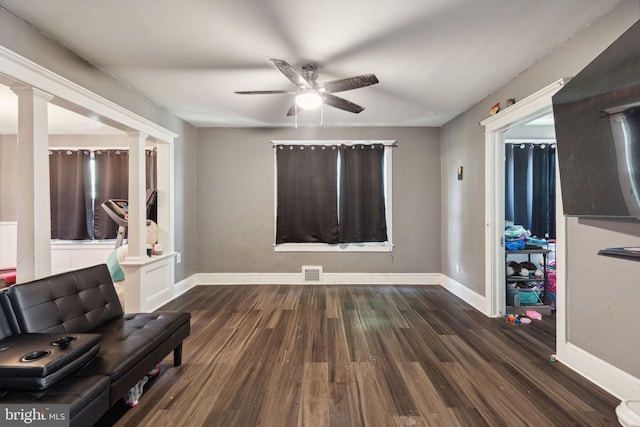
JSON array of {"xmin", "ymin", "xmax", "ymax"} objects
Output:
[{"xmin": 508, "ymin": 287, "xmax": 542, "ymax": 305}]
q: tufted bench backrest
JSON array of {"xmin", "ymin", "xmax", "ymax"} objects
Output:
[
  {"xmin": 0, "ymin": 289, "xmax": 18, "ymax": 339},
  {"xmin": 7, "ymin": 264, "xmax": 123, "ymax": 334}
]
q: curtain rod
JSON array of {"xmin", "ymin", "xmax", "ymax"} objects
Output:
[
  {"xmin": 271, "ymin": 140, "xmax": 397, "ymax": 147},
  {"xmin": 49, "ymin": 147, "xmax": 157, "ymax": 151},
  {"xmin": 504, "ymin": 139, "xmax": 556, "ymax": 144}
]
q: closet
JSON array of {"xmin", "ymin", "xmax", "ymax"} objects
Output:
[{"xmin": 504, "ymin": 130, "xmax": 557, "ymax": 315}]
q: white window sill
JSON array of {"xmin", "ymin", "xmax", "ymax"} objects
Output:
[
  {"xmin": 274, "ymin": 242, "xmax": 393, "ymax": 253},
  {"xmin": 51, "ymin": 240, "xmax": 119, "ymax": 249}
]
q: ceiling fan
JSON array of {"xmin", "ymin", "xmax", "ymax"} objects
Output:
[{"xmin": 235, "ymin": 59, "xmax": 379, "ymax": 116}]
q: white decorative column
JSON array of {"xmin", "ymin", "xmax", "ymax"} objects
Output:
[
  {"xmin": 155, "ymin": 142, "xmax": 174, "ymax": 253},
  {"xmin": 125, "ymin": 131, "xmax": 148, "ymax": 261},
  {"xmin": 121, "ymin": 132, "xmax": 148, "ymax": 312},
  {"xmin": 120, "ymin": 132, "xmax": 176, "ymax": 313},
  {"xmin": 11, "ymin": 86, "xmax": 53, "ymax": 282}
]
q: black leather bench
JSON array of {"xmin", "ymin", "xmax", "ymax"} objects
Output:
[{"xmin": 0, "ymin": 264, "xmax": 190, "ymax": 426}]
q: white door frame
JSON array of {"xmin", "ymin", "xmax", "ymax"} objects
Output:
[{"xmin": 480, "ymin": 78, "xmax": 568, "ymax": 351}]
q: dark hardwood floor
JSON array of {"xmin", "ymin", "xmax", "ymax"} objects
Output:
[{"xmin": 97, "ymin": 285, "xmax": 620, "ymax": 426}]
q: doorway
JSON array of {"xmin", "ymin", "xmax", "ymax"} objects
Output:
[
  {"xmin": 504, "ymin": 114, "xmax": 557, "ymax": 318},
  {"xmin": 481, "ymin": 78, "xmax": 568, "ymax": 355}
]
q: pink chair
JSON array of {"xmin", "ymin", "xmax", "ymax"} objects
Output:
[{"xmin": 0, "ymin": 268, "xmax": 16, "ymax": 288}]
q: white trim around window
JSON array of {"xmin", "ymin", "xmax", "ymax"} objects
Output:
[{"xmin": 272, "ymin": 140, "xmax": 395, "ymax": 253}]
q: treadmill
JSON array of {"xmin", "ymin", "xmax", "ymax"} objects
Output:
[{"xmin": 101, "ymin": 190, "xmax": 157, "ymax": 248}]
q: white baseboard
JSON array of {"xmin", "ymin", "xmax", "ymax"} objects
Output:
[
  {"xmin": 173, "ymin": 273, "xmax": 199, "ymax": 295},
  {"xmin": 441, "ymin": 274, "xmax": 490, "ymax": 315},
  {"xmin": 558, "ymin": 342, "xmax": 640, "ymax": 402},
  {"xmin": 195, "ymin": 272, "xmax": 441, "ymax": 286},
  {"xmin": 148, "ymin": 273, "xmax": 198, "ymax": 311}
]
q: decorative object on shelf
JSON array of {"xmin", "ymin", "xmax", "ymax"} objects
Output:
[
  {"xmin": 489, "ymin": 102, "xmax": 500, "ymax": 115},
  {"xmin": 504, "ymin": 224, "xmax": 528, "ymax": 250},
  {"xmin": 506, "ymin": 97, "xmax": 516, "ymax": 107},
  {"xmin": 506, "ymin": 261, "xmax": 520, "ymax": 276}
]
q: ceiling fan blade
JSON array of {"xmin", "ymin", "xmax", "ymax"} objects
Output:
[
  {"xmin": 271, "ymin": 59, "xmax": 312, "ymax": 89},
  {"xmin": 323, "ymin": 94, "xmax": 365, "ymax": 114},
  {"xmin": 234, "ymin": 90, "xmax": 295, "ymax": 95},
  {"xmin": 286, "ymin": 104, "xmax": 299, "ymax": 117},
  {"xmin": 322, "ymin": 74, "xmax": 379, "ymax": 93}
]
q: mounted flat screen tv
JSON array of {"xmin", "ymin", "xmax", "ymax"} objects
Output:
[{"xmin": 553, "ymin": 19, "xmax": 640, "ymax": 218}]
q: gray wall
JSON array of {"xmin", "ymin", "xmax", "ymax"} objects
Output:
[
  {"xmin": 441, "ymin": 0, "xmax": 640, "ymax": 377},
  {"xmin": 196, "ymin": 127, "xmax": 441, "ymax": 274},
  {"xmin": 0, "ymin": 8, "xmax": 197, "ymax": 281}
]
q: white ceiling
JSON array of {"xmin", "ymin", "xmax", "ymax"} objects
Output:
[{"xmin": 0, "ymin": 0, "xmax": 624, "ymax": 130}]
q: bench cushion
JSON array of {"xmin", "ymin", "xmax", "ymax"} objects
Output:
[
  {"xmin": 77, "ymin": 312, "xmax": 190, "ymax": 403},
  {"xmin": 80, "ymin": 312, "xmax": 190, "ymax": 379},
  {"xmin": 0, "ymin": 289, "xmax": 19, "ymax": 340}
]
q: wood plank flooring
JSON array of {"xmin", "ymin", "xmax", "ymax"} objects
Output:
[{"xmin": 97, "ymin": 285, "xmax": 620, "ymax": 426}]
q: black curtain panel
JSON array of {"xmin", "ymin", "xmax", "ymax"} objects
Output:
[
  {"xmin": 532, "ymin": 145, "xmax": 556, "ymax": 239},
  {"xmin": 49, "ymin": 150, "xmax": 91, "ymax": 240},
  {"xmin": 145, "ymin": 148, "xmax": 156, "ymax": 191},
  {"xmin": 145, "ymin": 149, "xmax": 158, "ymax": 222},
  {"xmin": 505, "ymin": 144, "xmax": 532, "ymax": 229},
  {"xmin": 505, "ymin": 143, "xmax": 556, "ymax": 239},
  {"xmin": 94, "ymin": 150, "xmax": 129, "ymax": 240},
  {"xmin": 276, "ymin": 144, "xmax": 339, "ymax": 244},
  {"xmin": 339, "ymin": 144, "xmax": 387, "ymax": 243}
]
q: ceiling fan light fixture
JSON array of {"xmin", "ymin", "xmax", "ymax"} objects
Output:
[{"xmin": 295, "ymin": 91, "xmax": 322, "ymax": 110}]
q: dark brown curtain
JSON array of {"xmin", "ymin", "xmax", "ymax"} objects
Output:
[
  {"xmin": 276, "ymin": 144, "xmax": 339, "ymax": 244},
  {"xmin": 94, "ymin": 150, "xmax": 129, "ymax": 240},
  {"xmin": 339, "ymin": 144, "xmax": 387, "ymax": 243},
  {"xmin": 145, "ymin": 149, "xmax": 156, "ymax": 190},
  {"xmin": 145, "ymin": 149, "xmax": 158, "ymax": 222},
  {"xmin": 49, "ymin": 150, "xmax": 91, "ymax": 240}
]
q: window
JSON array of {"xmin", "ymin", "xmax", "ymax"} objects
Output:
[
  {"xmin": 49, "ymin": 148, "xmax": 156, "ymax": 241},
  {"xmin": 273, "ymin": 140, "xmax": 394, "ymax": 252}
]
